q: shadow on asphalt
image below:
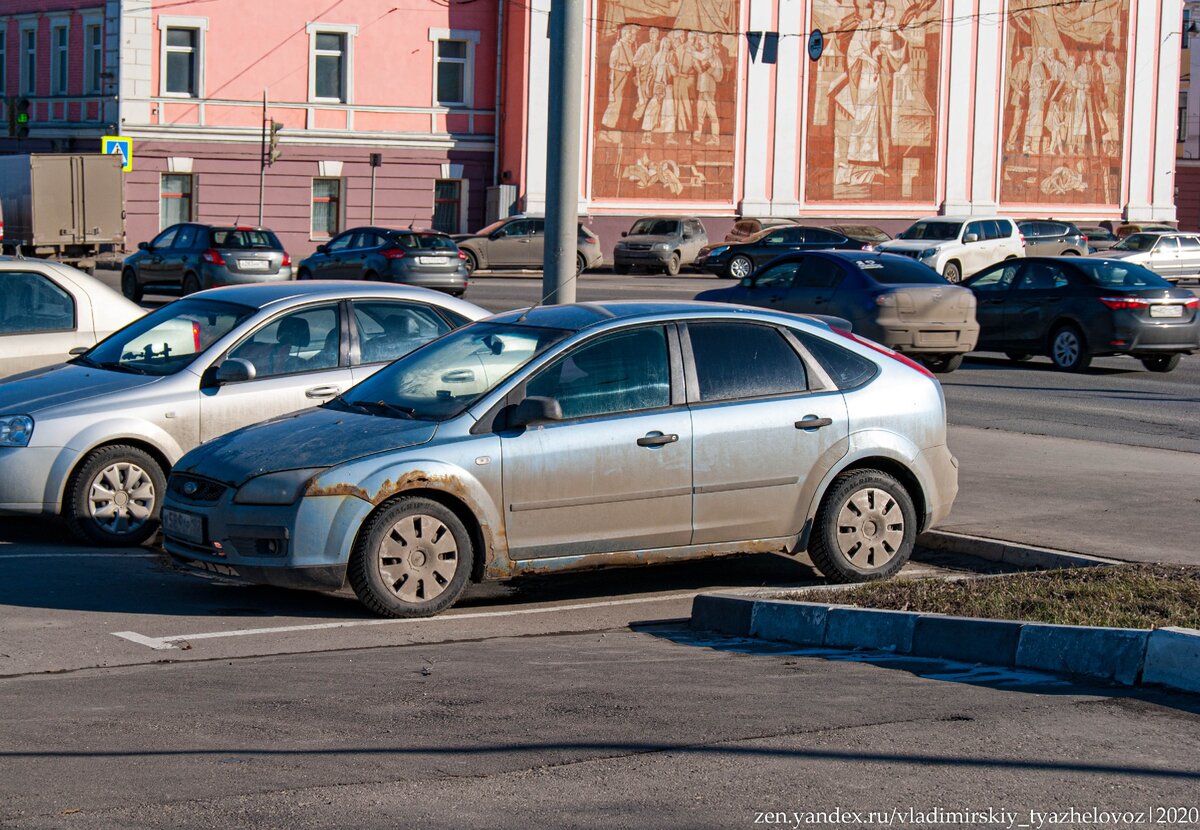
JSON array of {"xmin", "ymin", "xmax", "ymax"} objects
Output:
[{"xmin": 961, "ymin": 355, "xmax": 1148, "ymax": 376}]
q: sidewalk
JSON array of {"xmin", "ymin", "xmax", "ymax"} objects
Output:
[{"xmin": 941, "ymin": 425, "xmax": 1200, "ymax": 565}]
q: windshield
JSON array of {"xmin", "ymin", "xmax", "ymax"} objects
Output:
[
  {"xmin": 79, "ymin": 299, "xmax": 256, "ymax": 376},
  {"xmin": 897, "ymin": 221, "xmax": 962, "ymax": 241},
  {"xmin": 329, "ymin": 322, "xmax": 571, "ymax": 421},
  {"xmin": 211, "ymin": 229, "xmax": 281, "ymax": 250},
  {"xmin": 859, "ymin": 258, "xmax": 948, "ymax": 285},
  {"xmin": 629, "ymin": 219, "xmax": 680, "ymax": 236},
  {"xmin": 1113, "ymin": 234, "xmax": 1158, "ymax": 252},
  {"xmin": 835, "ymin": 225, "xmax": 891, "ymax": 243},
  {"xmin": 390, "ymin": 232, "xmax": 457, "ymax": 250},
  {"xmin": 1076, "ymin": 260, "xmax": 1172, "ymax": 289}
]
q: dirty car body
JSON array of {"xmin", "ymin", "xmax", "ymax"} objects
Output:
[{"xmin": 162, "ymin": 302, "xmax": 959, "ymax": 618}]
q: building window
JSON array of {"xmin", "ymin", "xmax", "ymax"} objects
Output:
[
  {"xmin": 312, "ymin": 178, "xmax": 342, "ymax": 238},
  {"xmin": 1180, "ymin": 92, "xmax": 1190, "ymax": 143},
  {"xmin": 0, "ymin": 28, "xmax": 7, "ymax": 96},
  {"xmin": 428, "ymin": 29, "xmax": 479, "ymax": 108},
  {"xmin": 21, "ymin": 26, "xmax": 36, "ymax": 95},
  {"xmin": 433, "ymin": 180, "xmax": 462, "ymax": 233},
  {"xmin": 164, "ymin": 28, "xmax": 199, "ymax": 96},
  {"xmin": 313, "ymin": 33, "xmax": 346, "ymax": 101},
  {"xmin": 85, "ymin": 23, "xmax": 103, "ymax": 94},
  {"xmin": 161, "ymin": 174, "xmax": 195, "ymax": 228},
  {"xmin": 51, "ymin": 23, "xmax": 69, "ymax": 96},
  {"xmin": 1185, "ymin": 9, "xmax": 1193, "ymax": 50}
]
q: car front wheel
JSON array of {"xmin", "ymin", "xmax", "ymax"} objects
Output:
[
  {"xmin": 807, "ymin": 469, "xmax": 916, "ymax": 583},
  {"xmin": 349, "ymin": 496, "xmax": 473, "ymax": 618},
  {"xmin": 664, "ymin": 252, "xmax": 681, "ymax": 276},
  {"xmin": 727, "ymin": 255, "xmax": 753, "ymax": 280},
  {"xmin": 1141, "ymin": 354, "xmax": 1181, "ymax": 373},
  {"xmin": 942, "ymin": 261, "xmax": 962, "ymax": 283},
  {"xmin": 66, "ymin": 445, "xmax": 166, "ymax": 546}
]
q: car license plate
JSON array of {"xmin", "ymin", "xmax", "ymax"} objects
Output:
[
  {"xmin": 418, "ymin": 256, "xmax": 445, "ymax": 265},
  {"xmin": 1150, "ymin": 304, "xmax": 1184, "ymax": 318},
  {"xmin": 162, "ymin": 508, "xmax": 204, "ymax": 544},
  {"xmin": 239, "ymin": 259, "xmax": 270, "ymax": 271}
]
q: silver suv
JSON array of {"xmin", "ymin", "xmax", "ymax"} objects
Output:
[
  {"xmin": 879, "ymin": 216, "xmax": 1025, "ymax": 283},
  {"xmin": 613, "ymin": 216, "xmax": 709, "ymax": 275}
]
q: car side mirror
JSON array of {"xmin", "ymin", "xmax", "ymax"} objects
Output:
[
  {"xmin": 490, "ymin": 229, "xmax": 506, "ymax": 240},
  {"xmin": 68, "ymin": 346, "xmax": 89, "ymax": 356},
  {"xmin": 964, "ymin": 233, "xmax": 979, "ymax": 243},
  {"xmin": 316, "ymin": 244, "xmax": 329, "ymax": 254},
  {"xmin": 621, "ymin": 231, "xmax": 628, "ymax": 238},
  {"xmin": 511, "ymin": 396, "xmax": 562, "ymax": 427},
  {"xmin": 215, "ymin": 358, "xmax": 256, "ymax": 384},
  {"xmin": 138, "ymin": 241, "xmax": 150, "ymax": 251}
]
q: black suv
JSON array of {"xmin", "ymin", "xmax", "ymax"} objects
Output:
[{"xmin": 122, "ymin": 224, "xmax": 291, "ymax": 301}]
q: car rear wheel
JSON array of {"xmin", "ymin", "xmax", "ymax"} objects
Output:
[
  {"xmin": 576, "ymin": 253, "xmax": 587, "ymax": 276},
  {"xmin": 1006, "ymin": 352, "xmax": 1033, "ymax": 362},
  {"xmin": 664, "ymin": 252, "xmax": 681, "ymax": 276},
  {"xmin": 942, "ymin": 261, "xmax": 962, "ymax": 283},
  {"xmin": 1050, "ymin": 324, "xmax": 1091, "ymax": 372},
  {"xmin": 297, "ymin": 268, "xmax": 313, "ymax": 280},
  {"xmin": 66, "ymin": 445, "xmax": 165, "ymax": 547},
  {"xmin": 349, "ymin": 496, "xmax": 473, "ymax": 618},
  {"xmin": 182, "ymin": 273, "xmax": 201, "ymax": 296},
  {"xmin": 121, "ymin": 269, "xmax": 143, "ymax": 303},
  {"xmin": 727, "ymin": 255, "xmax": 753, "ymax": 280},
  {"xmin": 462, "ymin": 250, "xmax": 479, "ymax": 276},
  {"xmin": 922, "ymin": 354, "xmax": 963, "ymax": 374},
  {"xmin": 363, "ymin": 270, "xmax": 382, "ymax": 282},
  {"xmin": 808, "ymin": 469, "xmax": 916, "ymax": 583},
  {"xmin": 1141, "ymin": 354, "xmax": 1181, "ymax": 373}
]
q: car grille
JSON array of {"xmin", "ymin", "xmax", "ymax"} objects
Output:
[
  {"xmin": 169, "ymin": 474, "xmax": 228, "ymax": 503},
  {"xmin": 624, "ymin": 243, "xmax": 654, "ymax": 251},
  {"xmin": 884, "ymin": 249, "xmax": 923, "ymax": 260}
]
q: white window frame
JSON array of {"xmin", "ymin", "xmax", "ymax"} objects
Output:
[
  {"xmin": 83, "ymin": 13, "xmax": 104, "ymax": 95},
  {"xmin": 310, "ymin": 177, "xmax": 345, "ymax": 240},
  {"xmin": 160, "ymin": 173, "xmax": 197, "ymax": 230},
  {"xmin": 428, "ymin": 28, "xmax": 480, "ymax": 108},
  {"xmin": 50, "ymin": 17, "xmax": 69, "ymax": 96},
  {"xmin": 306, "ymin": 23, "xmax": 357, "ymax": 104},
  {"xmin": 19, "ymin": 20, "xmax": 37, "ymax": 96},
  {"xmin": 158, "ymin": 15, "xmax": 208, "ymax": 99}
]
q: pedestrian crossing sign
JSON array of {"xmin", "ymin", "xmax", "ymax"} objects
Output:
[{"xmin": 102, "ymin": 136, "xmax": 133, "ymax": 172}]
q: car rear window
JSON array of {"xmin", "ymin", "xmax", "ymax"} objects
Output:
[
  {"xmin": 390, "ymin": 233, "xmax": 457, "ymax": 251},
  {"xmin": 1074, "ymin": 261, "xmax": 1172, "ymax": 289},
  {"xmin": 212, "ymin": 229, "xmax": 281, "ymax": 250},
  {"xmin": 688, "ymin": 322, "xmax": 807, "ymax": 401},
  {"xmin": 859, "ymin": 257, "xmax": 948, "ymax": 285},
  {"xmin": 795, "ymin": 331, "xmax": 878, "ymax": 390}
]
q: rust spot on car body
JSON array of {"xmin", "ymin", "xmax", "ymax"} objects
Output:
[
  {"xmin": 304, "ymin": 482, "xmax": 373, "ymax": 502},
  {"xmin": 504, "ymin": 538, "xmax": 787, "ymax": 578}
]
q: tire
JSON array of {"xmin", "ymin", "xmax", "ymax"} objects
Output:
[
  {"xmin": 297, "ymin": 268, "xmax": 313, "ymax": 280},
  {"xmin": 1050, "ymin": 324, "xmax": 1091, "ymax": 372},
  {"xmin": 1141, "ymin": 354, "xmax": 1181, "ymax": 373},
  {"xmin": 613, "ymin": 263, "xmax": 631, "ymax": 275},
  {"xmin": 1061, "ymin": 249, "xmax": 1080, "ymax": 256},
  {"xmin": 664, "ymin": 252, "xmax": 681, "ymax": 276},
  {"xmin": 181, "ymin": 273, "xmax": 201, "ymax": 296},
  {"xmin": 121, "ymin": 269, "xmax": 143, "ymax": 303},
  {"xmin": 807, "ymin": 469, "xmax": 917, "ymax": 584},
  {"xmin": 942, "ymin": 261, "xmax": 962, "ymax": 283},
  {"xmin": 1006, "ymin": 352, "xmax": 1033, "ymax": 362},
  {"xmin": 65, "ymin": 445, "xmax": 166, "ymax": 547},
  {"xmin": 727, "ymin": 255, "xmax": 753, "ymax": 280},
  {"xmin": 462, "ymin": 250, "xmax": 479, "ymax": 276},
  {"xmin": 576, "ymin": 253, "xmax": 587, "ymax": 276},
  {"xmin": 348, "ymin": 496, "xmax": 474, "ymax": 618},
  {"xmin": 922, "ymin": 353, "xmax": 963, "ymax": 374}
]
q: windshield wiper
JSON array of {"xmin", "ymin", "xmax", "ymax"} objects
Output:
[
  {"xmin": 329, "ymin": 394, "xmax": 371, "ymax": 413},
  {"xmin": 96, "ymin": 361, "xmax": 152, "ymax": 375},
  {"xmin": 350, "ymin": 399, "xmax": 417, "ymax": 419}
]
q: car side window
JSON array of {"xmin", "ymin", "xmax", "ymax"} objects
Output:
[
  {"xmin": 686, "ymin": 220, "xmax": 704, "ymax": 238},
  {"xmin": 502, "ymin": 221, "xmax": 529, "ymax": 238},
  {"xmin": 0, "ymin": 272, "xmax": 76, "ymax": 334},
  {"xmin": 965, "ymin": 264, "xmax": 1018, "ymax": 294},
  {"xmin": 530, "ymin": 220, "xmax": 546, "ymax": 236},
  {"xmin": 227, "ymin": 304, "xmax": 341, "ymax": 379},
  {"xmin": 688, "ymin": 323, "xmax": 807, "ymax": 402},
  {"xmin": 964, "ymin": 221, "xmax": 986, "ymax": 242},
  {"xmin": 1153, "ymin": 237, "xmax": 1179, "ymax": 253},
  {"xmin": 1178, "ymin": 236, "xmax": 1200, "ymax": 250},
  {"xmin": 1015, "ymin": 262, "xmax": 1069, "ymax": 291},
  {"xmin": 982, "ymin": 220, "xmax": 1005, "ymax": 240},
  {"xmin": 762, "ymin": 228, "xmax": 798, "ymax": 245},
  {"xmin": 353, "ymin": 300, "xmax": 453, "ymax": 365},
  {"xmin": 151, "ymin": 227, "xmax": 178, "ymax": 249},
  {"xmin": 352, "ymin": 232, "xmax": 381, "ymax": 249},
  {"xmin": 326, "ymin": 233, "xmax": 354, "ymax": 253},
  {"xmin": 172, "ymin": 225, "xmax": 199, "ymax": 249},
  {"xmin": 524, "ymin": 326, "xmax": 670, "ymax": 420},
  {"xmin": 751, "ymin": 261, "xmax": 801, "ymax": 289},
  {"xmin": 1018, "ymin": 222, "xmax": 1038, "ymax": 239},
  {"xmin": 801, "ymin": 228, "xmax": 844, "ymax": 245},
  {"xmin": 794, "ymin": 257, "xmax": 844, "ymax": 289}
]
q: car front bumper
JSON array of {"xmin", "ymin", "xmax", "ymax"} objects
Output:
[
  {"xmin": 202, "ymin": 264, "xmax": 294, "ymax": 287},
  {"xmin": 386, "ymin": 262, "xmax": 469, "ymax": 292},
  {"xmin": 614, "ymin": 249, "xmax": 673, "ymax": 266},
  {"xmin": 0, "ymin": 446, "xmax": 73, "ymax": 514}
]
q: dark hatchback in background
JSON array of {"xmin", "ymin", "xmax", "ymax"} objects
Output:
[
  {"xmin": 296, "ymin": 227, "xmax": 469, "ymax": 296},
  {"xmin": 963, "ymin": 257, "xmax": 1199, "ymax": 372},
  {"xmin": 1079, "ymin": 225, "xmax": 1120, "ymax": 252},
  {"xmin": 696, "ymin": 250, "xmax": 979, "ymax": 373},
  {"xmin": 1017, "ymin": 220, "xmax": 1088, "ymax": 257},
  {"xmin": 826, "ymin": 225, "xmax": 892, "ymax": 249},
  {"xmin": 696, "ymin": 225, "xmax": 872, "ymax": 280},
  {"xmin": 122, "ymin": 224, "xmax": 292, "ymax": 301}
]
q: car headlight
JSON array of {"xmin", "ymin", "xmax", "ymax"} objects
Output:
[
  {"xmin": 653, "ymin": 242, "xmax": 670, "ymax": 251},
  {"xmin": 0, "ymin": 415, "xmax": 33, "ymax": 447},
  {"xmin": 234, "ymin": 468, "xmax": 328, "ymax": 505},
  {"xmin": 919, "ymin": 248, "xmax": 939, "ymax": 259},
  {"xmin": 615, "ymin": 241, "xmax": 627, "ymax": 249},
  {"xmin": 707, "ymin": 246, "xmax": 729, "ymax": 257}
]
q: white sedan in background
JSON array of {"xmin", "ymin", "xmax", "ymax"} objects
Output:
[{"xmin": 1, "ymin": 258, "xmax": 145, "ymax": 379}]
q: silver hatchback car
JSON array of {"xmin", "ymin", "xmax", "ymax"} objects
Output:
[
  {"xmin": 0, "ymin": 282, "xmax": 487, "ymax": 545},
  {"xmin": 161, "ymin": 302, "xmax": 959, "ymax": 617}
]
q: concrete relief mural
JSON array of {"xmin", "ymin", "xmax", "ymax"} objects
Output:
[
  {"xmin": 806, "ymin": 0, "xmax": 944, "ymax": 203},
  {"xmin": 1001, "ymin": 0, "xmax": 1127, "ymax": 205},
  {"xmin": 592, "ymin": 0, "xmax": 741, "ymax": 200}
]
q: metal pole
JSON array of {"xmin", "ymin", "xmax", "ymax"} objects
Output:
[
  {"xmin": 370, "ymin": 165, "xmax": 377, "ymax": 225},
  {"xmin": 257, "ymin": 89, "xmax": 267, "ymax": 225},
  {"xmin": 542, "ymin": 0, "xmax": 583, "ymax": 305}
]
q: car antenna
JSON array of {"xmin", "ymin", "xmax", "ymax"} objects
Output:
[{"xmin": 515, "ymin": 262, "xmax": 583, "ymax": 323}]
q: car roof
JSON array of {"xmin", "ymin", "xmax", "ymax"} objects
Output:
[
  {"xmin": 487, "ymin": 300, "xmax": 830, "ymax": 333},
  {"xmin": 631, "ymin": 215, "xmax": 695, "ymax": 221},
  {"xmin": 186, "ymin": 280, "xmax": 487, "ymax": 316},
  {"xmin": 916, "ymin": 215, "xmax": 1008, "ymax": 223}
]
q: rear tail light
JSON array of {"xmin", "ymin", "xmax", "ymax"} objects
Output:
[
  {"xmin": 1098, "ymin": 296, "xmax": 1152, "ymax": 310},
  {"xmin": 457, "ymin": 250, "xmax": 468, "ymax": 260},
  {"xmin": 1184, "ymin": 297, "xmax": 1200, "ymax": 308},
  {"xmin": 1019, "ymin": 234, "xmax": 1026, "ymax": 247},
  {"xmin": 862, "ymin": 243, "xmax": 876, "ymax": 252},
  {"xmin": 831, "ymin": 327, "xmax": 936, "ymax": 380},
  {"xmin": 875, "ymin": 293, "xmax": 896, "ymax": 306},
  {"xmin": 383, "ymin": 248, "xmax": 407, "ymax": 260},
  {"xmin": 202, "ymin": 249, "xmax": 225, "ymax": 265},
  {"xmin": 1081, "ymin": 235, "xmax": 1088, "ymax": 244},
  {"xmin": 281, "ymin": 252, "xmax": 292, "ymax": 267}
]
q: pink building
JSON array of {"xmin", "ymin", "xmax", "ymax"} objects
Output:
[{"xmin": 0, "ymin": 0, "xmax": 502, "ymax": 255}]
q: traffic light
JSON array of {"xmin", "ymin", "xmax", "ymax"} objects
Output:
[
  {"xmin": 15, "ymin": 97, "xmax": 31, "ymax": 140},
  {"xmin": 268, "ymin": 121, "xmax": 283, "ymax": 164}
]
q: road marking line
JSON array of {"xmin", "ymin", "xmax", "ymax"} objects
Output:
[
  {"xmin": 111, "ymin": 592, "xmax": 705, "ymax": 650},
  {"xmin": 0, "ymin": 553, "xmax": 157, "ymax": 560}
]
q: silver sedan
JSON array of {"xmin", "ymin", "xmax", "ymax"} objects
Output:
[
  {"xmin": 0, "ymin": 282, "xmax": 488, "ymax": 545},
  {"xmin": 1097, "ymin": 232, "xmax": 1200, "ymax": 282},
  {"xmin": 161, "ymin": 302, "xmax": 959, "ymax": 617}
]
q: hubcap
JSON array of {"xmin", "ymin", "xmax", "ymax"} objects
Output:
[
  {"xmin": 377, "ymin": 514, "xmax": 459, "ymax": 604},
  {"xmin": 731, "ymin": 258, "xmax": 751, "ymax": 279},
  {"xmin": 835, "ymin": 487, "xmax": 904, "ymax": 569},
  {"xmin": 1054, "ymin": 331, "xmax": 1079, "ymax": 366},
  {"xmin": 88, "ymin": 462, "xmax": 155, "ymax": 535}
]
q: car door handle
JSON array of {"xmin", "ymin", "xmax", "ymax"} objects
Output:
[
  {"xmin": 305, "ymin": 385, "xmax": 341, "ymax": 399},
  {"xmin": 637, "ymin": 433, "xmax": 679, "ymax": 447},
  {"xmin": 795, "ymin": 417, "xmax": 833, "ymax": 430}
]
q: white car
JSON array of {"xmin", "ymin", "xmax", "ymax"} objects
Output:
[
  {"xmin": 1, "ymin": 258, "xmax": 145, "ymax": 379},
  {"xmin": 878, "ymin": 216, "xmax": 1025, "ymax": 283},
  {"xmin": 1094, "ymin": 232, "xmax": 1200, "ymax": 283}
]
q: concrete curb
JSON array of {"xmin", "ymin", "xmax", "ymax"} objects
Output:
[
  {"xmin": 690, "ymin": 594, "xmax": 1199, "ymax": 695},
  {"xmin": 917, "ymin": 529, "xmax": 1121, "ymax": 570}
]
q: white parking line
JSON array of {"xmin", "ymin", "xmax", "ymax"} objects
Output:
[{"xmin": 112, "ymin": 591, "xmax": 703, "ymax": 651}]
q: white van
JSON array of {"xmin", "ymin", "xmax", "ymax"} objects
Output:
[{"xmin": 878, "ymin": 216, "xmax": 1025, "ymax": 283}]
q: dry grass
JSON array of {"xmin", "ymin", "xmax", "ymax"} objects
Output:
[{"xmin": 780, "ymin": 564, "xmax": 1200, "ymax": 630}]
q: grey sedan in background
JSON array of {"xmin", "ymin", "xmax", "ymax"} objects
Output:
[
  {"xmin": 297, "ymin": 227, "xmax": 469, "ymax": 296},
  {"xmin": 122, "ymin": 224, "xmax": 293, "ymax": 301},
  {"xmin": 0, "ymin": 282, "xmax": 487, "ymax": 546},
  {"xmin": 1, "ymin": 258, "xmax": 144, "ymax": 379},
  {"xmin": 162, "ymin": 302, "xmax": 958, "ymax": 617}
]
